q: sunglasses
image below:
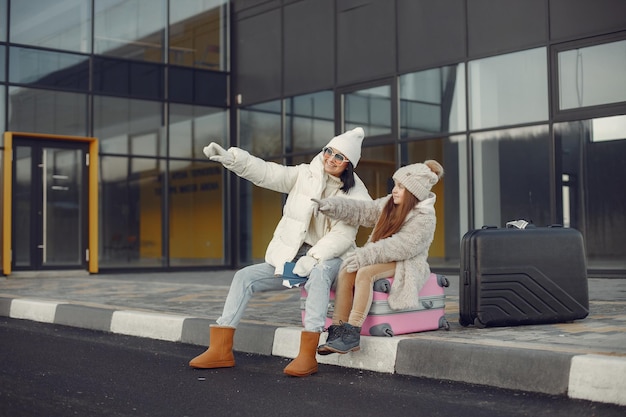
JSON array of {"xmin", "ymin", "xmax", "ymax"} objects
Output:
[{"xmin": 322, "ymin": 147, "xmax": 349, "ymax": 164}]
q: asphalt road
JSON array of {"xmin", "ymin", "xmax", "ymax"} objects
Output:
[{"xmin": 0, "ymin": 318, "xmax": 622, "ymax": 417}]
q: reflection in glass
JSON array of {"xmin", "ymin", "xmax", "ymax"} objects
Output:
[
  {"xmin": 239, "ymin": 101, "xmax": 283, "ymax": 262},
  {"xmin": 93, "ymin": 57, "xmax": 163, "ymax": 99},
  {"xmin": 43, "ymin": 147, "xmax": 84, "ymax": 266},
  {"xmin": 400, "ymin": 64, "xmax": 466, "ymax": 138},
  {"xmin": 9, "ymin": 47, "xmax": 89, "ymax": 91},
  {"xmin": 405, "ymin": 136, "xmax": 467, "ymax": 268},
  {"xmin": 14, "ymin": 146, "xmax": 32, "ymax": 267},
  {"xmin": 169, "ymin": 161, "xmax": 225, "ymax": 266},
  {"xmin": 169, "ymin": 0, "xmax": 229, "ymax": 70},
  {"xmin": 9, "ymin": 0, "xmax": 91, "ymax": 53},
  {"xmin": 94, "ymin": 0, "xmax": 165, "ymax": 62},
  {"xmin": 590, "ymin": 115, "xmax": 626, "ymax": 143},
  {"xmin": 471, "ymin": 126, "xmax": 551, "ymax": 228},
  {"xmin": 555, "ymin": 119, "xmax": 626, "ymax": 271},
  {"xmin": 469, "ymin": 48, "xmax": 548, "ymax": 129},
  {"xmin": 285, "ymin": 91, "xmax": 334, "ymax": 153},
  {"xmin": 558, "ymin": 40, "xmax": 626, "ymax": 110},
  {"xmin": 168, "ymin": 66, "xmax": 228, "ymax": 106},
  {"xmin": 344, "ymin": 85, "xmax": 392, "ymax": 136},
  {"xmin": 8, "ymin": 87, "xmax": 88, "ymax": 136},
  {"xmin": 0, "ymin": 45, "xmax": 5, "ymax": 81},
  {"xmin": 0, "ymin": 86, "xmax": 5, "ymax": 138},
  {"xmin": 240, "ymin": 101, "xmax": 282, "ymax": 156},
  {"xmin": 93, "ymin": 96, "xmax": 164, "ymax": 156},
  {"xmin": 169, "ymin": 103, "xmax": 228, "ymax": 160},
  {"xmin": 0, "ymin": 0, "xmax": 6, "ymax": 42},
  {"xmin": 100, "ymin": 156, "xmax": 164, "ymax": 267}
]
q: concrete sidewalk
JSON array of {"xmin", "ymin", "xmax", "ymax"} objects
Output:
[{"xmin": 0, "ymin": 270, "xmax": 625, "ymax": 407}]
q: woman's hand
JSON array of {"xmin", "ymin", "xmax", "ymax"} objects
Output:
[{"xmin": 203, "ymin": 142, "xmax": 234, "ymax": 165}]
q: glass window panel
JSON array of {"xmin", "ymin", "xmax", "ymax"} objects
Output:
[
  {"xmin": 8, "ymin": 87, "xmax": 88, "ymax": 136},
  {"xmin": 591, "ymin": 115, "xmax": 626, "ymax": 143},
  {"xmin": 9, "ymin": 0, "xmax": 91, "ymax": 53},
  {"xmin": 239, "ymin": 101, "xmax": 283, "ymax": 262},
  {"xmin": 558, "ymin": 40, "xmax": 626, "ymax": 110},
  {"xmin": 169, "ymin": 103, "xmax": 228, "ymax": 160},
  {"xmin": 169, "ymin": 0, "xmax": 229, "ymax": 71},
  {"xmin": 93, "ymin": 95, "xmax": 165, "ymax": 156},
  {"xmin": 93, "ymin": 57, "xmax": 163, "ymax": 99},
  {"xmin": 555, "ymin": 118, "xmax": 626, "ymax": 271},
  {"xmin": 169, "ymin": 161, "xmax": 226, "ymax": 266},
  {"xmin": 0, "ymin": 86, "xmax": 5, "ymax": 139},
  {"xmin": 404, "ymin": 136, "xmax": 467, "ymax": 270},
  {"xmin": 400, "ymin": 64, "xmax": 466, "ymax": 138},
  {"xmin": 168, "ymin": 66, "xmax": 228, "ymax": 106},
  {"xmin": 471, "ymin": 126, "xmax": 551, "ymax": 228},
  {"xmin": 9, "ymin": 47, "xmax": 89, "ymax": 91},
  {"xmin": 0, "ymin": 0, "xmax": 6, "ymax": 42},
  {"xmin": 0, "ymin": 45, "xmax": 5, "ymax": 81},
  {"xmin": 469, "ymin": 48, "xmax": 548, "ymax": 129},
  {"xmin": 94, "ymin": 0, "xmax": 165, "ymax": 62},
  {"xmin": 344, "ymin": 85, "xmax": 392, "ymax": 136},
  {"xmin": 240, "ymin": 101, "xmax": 282, "ymax": 156},
  {"xmin": 285, "ymin": 91, "xmax": 335, "ymax": 153},
  {"xmin": 100, "ymin": 156, "xmax": 164, "ymax": 267}
]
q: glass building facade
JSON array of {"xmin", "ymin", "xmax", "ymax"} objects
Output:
[
  {"xmin": 1, "ymin": 0, "xmax": 625, "ymax": 276},
  {"xmin": 232, "ymin": 0, "xmax": 626, "ymax": 277},
  {"xmin": 1, "ymin": 0, "xmax": 230, "ymax": 272}
]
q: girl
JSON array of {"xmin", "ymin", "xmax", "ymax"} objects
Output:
[{"xmin": 312, "ymin": 160, "xmax": 444, "ymax": 354}]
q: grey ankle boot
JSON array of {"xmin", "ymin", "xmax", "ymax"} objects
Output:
[
  {"xmin": 324, "ymin": 323, "xmax": 361, "ymax": 354},
  {"xmin": 317, "ymin": 324, "xmax": 344, "ymax": 355}
]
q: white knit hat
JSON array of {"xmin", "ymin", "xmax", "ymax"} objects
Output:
[
  {"xmin": 392, "ymin": 160, "xmax": 444, "ymax": 200},
  {"xmin": 324, "ymin": 127, "xmax": 365, "ymax": 167}
]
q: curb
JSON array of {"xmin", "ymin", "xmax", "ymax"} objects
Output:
[{"xmin": 2, "ymin": 297, "xmax": 625, "ymax": 406}]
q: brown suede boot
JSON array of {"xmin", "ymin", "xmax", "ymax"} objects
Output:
[
  {"xmin": 189, "ymin": 325, "xmax": 236, "ymax": 369},
  {"xmin": 283, "ymin": 331, "xmax": 320, "ymax": 377}
]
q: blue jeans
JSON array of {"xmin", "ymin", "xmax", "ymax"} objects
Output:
[{"xmin": 216, "ymin": 258, "xmax": 342, "ymax": 332}]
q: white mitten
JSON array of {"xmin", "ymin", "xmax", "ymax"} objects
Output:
[
  {"xmin": 293, "ymin": 255, "xmax": 317, "ymax": 277},
  {"xmin": 311, "ymin": 198, "xmax": 331, "ymax": 217},
  {"xmin": 203, "ymin": 142, "xmax": 234, "ymax": 165},
  {"xmin": 343, "ymin": 254, "xmax": 359, "ymax": 273}
]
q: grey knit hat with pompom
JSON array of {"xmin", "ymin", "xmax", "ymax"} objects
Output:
[{"xmin": 392, "ymin": 160, "xmax": 444, "ymax": 200}]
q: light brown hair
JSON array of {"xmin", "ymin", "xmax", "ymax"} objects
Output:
[{"xmin": 370, "ymin": 192, "xmax": 419, "ymax": 243}]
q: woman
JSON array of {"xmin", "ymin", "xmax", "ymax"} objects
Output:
[
  {"xmin": 189, "ymin": 127, "xmax": 371, "ymax": 377},
  {"xmin": 312, "ymin": 160, "xmax": 444, "ymax": 354}
]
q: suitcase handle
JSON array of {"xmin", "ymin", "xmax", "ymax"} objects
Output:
[{"xmin": 421, "ymin": 300, "xmax": 434, "ymax": 309}]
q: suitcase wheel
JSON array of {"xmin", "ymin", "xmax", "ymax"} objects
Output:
[
  {"xmin": 473, "ymin": 317, "xmax": 486, "ymax": 328},
  {"xmin": 439, "ymin": 316, "xmax": 450, "ymax": 331},
  {"xmin": 369, "ymin": 323, "xmax": 394, "ymax": 337},
  {"xmin": 372, "ymin": 279, "xmax": 391, "ymax": 293},
  {"xmin": 436, "ymin": 274, "xmax": 450, "ymax": 288}
]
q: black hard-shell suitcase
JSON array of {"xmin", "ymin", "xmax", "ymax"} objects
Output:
[{"xmin": 459, "ymin": 226, "xmax": 589, "ymax": 328}]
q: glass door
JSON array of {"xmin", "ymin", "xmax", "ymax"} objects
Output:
[{"xmin": 13, "ymin": 139, "xmax": 89, "ymax": 270}]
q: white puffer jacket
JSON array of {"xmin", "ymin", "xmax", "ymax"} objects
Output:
[
  {"xmin": 316, "ymin": 193, "xmax": 438, "ymax": 310},
  {"xmin": 222, "ymin": 147, "xmax": 371, "ymax": 275}
]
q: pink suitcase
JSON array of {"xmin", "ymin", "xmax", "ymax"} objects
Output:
[{"xmin": 300, "ymin": 272, "xmax": 450, "ymax": 336}]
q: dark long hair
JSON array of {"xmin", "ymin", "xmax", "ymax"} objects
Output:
[
  {"xmin": 339, "ymin": 162, "xmax": 356, "ymax": 193},
  {"xmin": 370, "ymin": 192, "xmax": 419, "ymax": 242}
]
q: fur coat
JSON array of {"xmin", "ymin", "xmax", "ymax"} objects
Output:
[{"xmin": 318, "ymin": 193, "xmax": 437, "ymax": 310}]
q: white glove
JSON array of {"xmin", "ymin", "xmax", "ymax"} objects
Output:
[
  {"xmin": 311, "ymin": 198, "xmax": 331, "ymax": 217},
  {"xmin": 203, "ymin": 142, "xmax": 234, "ymax": 165},
  {"xmin": 293, "ymin": 255, "xmax": 317, "ymax": 277},
  {"xmin": 343, "ymin": 254, "xmax": 359, "ymax": 273}
]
